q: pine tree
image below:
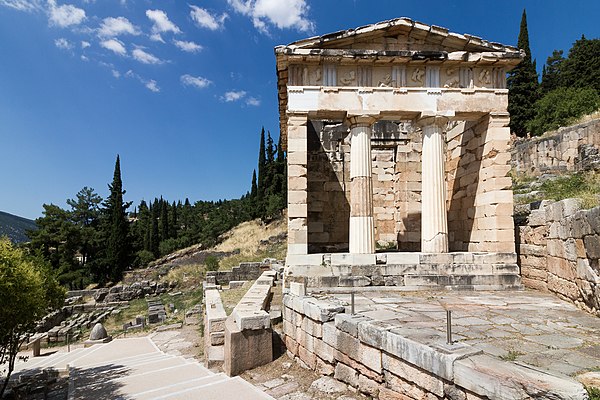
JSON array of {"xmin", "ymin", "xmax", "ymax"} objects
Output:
[
  {"xmin": 561, "ymin": 36, "xmax": 600, "ymax": 94},
  {"xmin": 507, "ymin": 9, "xmax": 540, "ymax": 137},
  {"xmin": 97, "ymin": 155, "xmax": 132, "ymax": 283}
]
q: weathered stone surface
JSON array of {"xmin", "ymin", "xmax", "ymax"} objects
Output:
[
  {"xmin": 454, "ymin": 354, "xmax": 587, "ymax": 400},
  {"xmin": 89, "ymin": 323, "xmax": 108, "ymax": 340}
]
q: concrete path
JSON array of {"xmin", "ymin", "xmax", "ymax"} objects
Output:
[
  {"xmin": 322, "ymin": 289, "xmax": 600, "ymax": 378},
  {"xmin": 10, "ymin": 337, "xmax": 274, "ymax": 400}
]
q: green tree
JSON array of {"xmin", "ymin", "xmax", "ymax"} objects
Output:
[
  {"xmin": 541, "ymin": 50, "xmax": 565, "ymax": 94},
  {"xmin": 527, "ymin": 87, "xmax": 600, "ymax": 135},
  {"xmin": 27, "ymin": 204, "xmax": 82, "ymax": 288},
  {"xmin": 561, "ymin": 36, "xmax": 600, "ymax": 94},
  {"xmin": 66, "ymin": 187, "xmax": 102, "ymax": 267},
  {"xmin": 507, "ymin": 9, "xmax": 540, "ymax": 137},
  {"xmin": 0, "ymin": 237, "xmax": 65, "ymax": 396},
  {"xmin": 93, "ymin": 155, "xmax": 132, "ymax": 284}
]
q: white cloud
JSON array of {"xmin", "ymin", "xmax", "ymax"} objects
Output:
[
  {"xmin": 0, "ymin": 0, "xmax": 43, "ymax": 12},
  {"xmin": 221, "ymin": 90, "xmax": 246, "ymax": 102},
  {"xmin": 173, "ymin": 40, "xmax": 202, "ymax": 53},
  {"xmin": 227, "ymin": 0, "xmax": 313, "ymax": 34},
  {"xmin": 146, "ymin": 9, "xmax": 180, "ymax": 35},
  {"xmin": 246, "ymin": 97, "xmax": 260, "ymax": 106},
  {"xmin": 180, "ymin": 74, "xmax": 211, "ymax": 89},
  {"xmin": 100, "ymin": 38, "xmax": 126, "ymax": 55},
  {"xmin": 80, "ymin": 54, "xmax": 88, "ymax": 61},
  {"xmin": 81, "ymin": 40, "xmax": 90, "ymax": 49},
  {"xmin": 132, "ymin": 48, "xmax": 162, "ymax": 64},
  {"xmin": 189, "ymin": 5, "xmax": 227, "ymax": 30},
  {"xmin": 48, "ymin": 0, "xmax": 86, "ymax": 28},
  {"xmin": 98, "ymin": 16, "xmax": 140, "ymax": 37},
  {"xmin": 111, "ymin": 69, "xmax": 120, "ymax": 78},
  {"xmin": 150, "ymin": 33, "xmax": 164, "ymax": 43},
  {"xmin": 54, "ymin": 37, "xmax": 72, "ymax": 50},
  {"xmin": 124, "ymin": 69, "xmax": 160, "ymax": 93},
  {"xmin": 145, "ymin": 79, "xmax": 160, "ymax": 92}
]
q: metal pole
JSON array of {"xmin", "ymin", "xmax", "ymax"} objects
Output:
[
  {"xmin": 446, "ymin": 310, "xmax": 453, "ymax": 345},
  {"xmin": 351, "ymin": 292, "xmax": 355, "ymax": 315}
]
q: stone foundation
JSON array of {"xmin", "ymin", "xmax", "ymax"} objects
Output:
[
  {"xmin": 282, "ymin": 287, "xmax": 587, "ymax": 399},
  {"xmin": 285, "ymin": 252, "xmax": 521, "ymax": 290}
]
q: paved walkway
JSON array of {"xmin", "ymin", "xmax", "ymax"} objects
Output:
[
  {"xmin": 10, "ymin": 337, "xmax": 274, "ymax": 399},
  {"xmin": 319, "ymin": 289, "xmax": 600, "ymax": 379}
]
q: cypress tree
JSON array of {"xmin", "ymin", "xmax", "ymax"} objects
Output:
[
  {"xmin": 160, "ymin": 198, "xmax": 169, "ymax": 241},
  {"xmin": 251, "ymin": 169, "xmax": 258, "ymax": 198},
  {"xmin": 257, "ymin": 127, "xmax": 266, "ymax": 197},
  {"xmin": 101, "ymin": 155, "xmax": 132, "ymax": 283},
  {"xmin": 170, "ymin": 201, "xmax": 178, "ymax": 238},
  {"xmin": 150, "ymin": 200, "xmax": 159, "ymax": 257},
  {"xmin": 507, "ymin": 9, "xmax": 540, "ymax": 137}
]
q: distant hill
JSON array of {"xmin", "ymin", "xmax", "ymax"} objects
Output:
[{"xmin": 0, "ymin": 211, "xmax": 37, "ymax": 243}]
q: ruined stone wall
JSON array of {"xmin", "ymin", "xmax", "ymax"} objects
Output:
[
  {"xmin": 511, "ymin": 118, "xmax": 600, "ymax": 176},
  {"xmin": 518, "ymin": 198, "xmax": 600, "ymax": 316},
  {"xmin": 447, "ymin": 115, "xmax": 514, "ymax": 253}
]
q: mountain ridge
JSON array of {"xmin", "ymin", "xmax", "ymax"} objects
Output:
[{"xmin": 0, "ymin": 211, "xmax": 37, "ymax": 243}]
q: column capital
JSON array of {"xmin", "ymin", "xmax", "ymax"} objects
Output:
[
  {"xmin": 346, "ymin": 112, "xmax": 380, "ymax": 128},
  {"xmin": 488, "ymin": 112, "xmax": 511, "ymax": 127},
  {"xmin": 416, "ymin": 111, "xmax": 455, "ymax": 129}
]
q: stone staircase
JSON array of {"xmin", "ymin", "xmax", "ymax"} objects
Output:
[{"xmin": 10, "ymin": 337, "xmax": 273, "ymax": 399}]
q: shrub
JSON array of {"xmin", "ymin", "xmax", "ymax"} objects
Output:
[
  {"xmin": 205, "ymin": 255, "xmax": 219, "ymax": 271},
  {"xmin": 527, "ymin": 87, "xmax": 600, "ymax": 136}
]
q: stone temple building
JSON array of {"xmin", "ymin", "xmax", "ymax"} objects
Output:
[{"xmin": 275, "ymin": 18, "xmax": 524, "ymax": 289}]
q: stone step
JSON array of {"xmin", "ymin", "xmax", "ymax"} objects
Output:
[
  {"xmin": 205, "ymin": 344, "xmax": 224, "ymax": 370},
  {"xmin": 404, "ymin": 273, "xmax": 522, "ymax": 289},
  {"xmin": 13, "ymin": 347, "xmax": 88, "ymax": 373},
  {"xmin": 134, "ymin": 373, "xmax": 230, "ymax": 399},
  {"xmin": 71, "ymin": 359, "xmax": 214, "ymax": 399},
  {"xmin": 70, "ymin": 337, "xmax": 160, "ymax": 368},
  {"xmin": 145, "ymin": 376, "xmax": 275, "ymax": 400}
]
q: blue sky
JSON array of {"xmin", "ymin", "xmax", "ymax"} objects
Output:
[{"xmin": 1, "ymin": 0, "xmax": 599, "ymax": 220}]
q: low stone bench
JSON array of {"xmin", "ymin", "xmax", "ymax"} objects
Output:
[{"xmin": 224, "ymin": 271, "xmax": 275, "ymax": 376}]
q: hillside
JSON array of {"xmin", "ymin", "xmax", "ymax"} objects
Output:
[{"xmin": 0, "ymin": 211, "xmax": 36, "ymax": 243}]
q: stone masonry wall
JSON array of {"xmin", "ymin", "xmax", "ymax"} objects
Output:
[
  {"xmin": 518, "ymin": 198, "xmax": 600, "ymax": 316},
  {"xmin": 282, "ymin": 286, "xmax": 583, "ymax": 399},
  {"xmin": 511, "ymin": 118, "xmax": 600, "ymax": 176},
  {"xmin": 447, "ymin": 114, "xmax": 514, "ymax": 253}
]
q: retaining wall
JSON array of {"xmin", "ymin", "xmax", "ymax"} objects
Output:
[
  {"xmin": 517, "ymin": 198, "xmax": 600, "ymax": 316},
  {"xmin": 282, "ymin": 285, "xmax": 585, "ymax": 399},
  {"xmin": 511, "ymin": 118, "xmax": 600, "ymax": 176}
]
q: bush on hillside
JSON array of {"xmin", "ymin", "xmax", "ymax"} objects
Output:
[{"xmin": 527, "ymin": 87, "xmax": 600, "ymax": 136}]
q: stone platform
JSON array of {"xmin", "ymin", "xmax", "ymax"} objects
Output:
[
  {"xmin": 283, "ymin": 287, "xmax": 600, "ymax": 399},
  {"xmin": 285, "ymin": 252, "xmax": 521, "ymax": 290}
]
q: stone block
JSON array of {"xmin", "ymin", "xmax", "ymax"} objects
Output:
[
  {"xmin": 303, "ymin": 299, "xmax": 345, "ymax": 322},
  {"xmin": 335, "ymin": 313, "xmax": 370, "ymax": 338},
  {"xmin": 382, "ymin": 353, "xmax": 443, "ymax": 397},
  {"xmin": 223, "ymin": 317, "xmax": 273, "ymax": 376},
  {"xmin": 302, "ymin": 316, "xmax": 323, "ymax": 338},
  {"xmin": 298, "ymin": 345, "xmax": 317, "ymax": 369},
  {"xmin": 288, "ymin": 203, "xmax": 308, "ymax": 218},
  {"xmin": 382, "ymin": 330, "xmax": 481, "ymax": 380},
  {"xmin": 233, "ymin": 309, "xmax": 270, "ymax": 331},
  {"xmin": 314, "ymin": 337, "xmax": 335, "ymax": 363},
  {"xmin": 454, "ymin": 354, "xmax": 587, "ymax": 400},
  {"xmin": 334, "ymin": 362, "xmax": 358, "ymax": 386},
  {"xmin": 289, "ymin": 282, "xmax": 306, "ymax": 297},
  {"xmin": 358, "ymin": 321, "xmax": 385, "ymax": 348}
]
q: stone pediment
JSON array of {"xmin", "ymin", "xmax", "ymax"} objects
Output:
[{"xmin": 278, "ymin": 17, "xmax": 519, "ymax": 54}]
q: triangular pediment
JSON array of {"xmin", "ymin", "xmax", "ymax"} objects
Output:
[{"xmin": 284, "ymin": 17, "xmax": 518, "ymax": 54}]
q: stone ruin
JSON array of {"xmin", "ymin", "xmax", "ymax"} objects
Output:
[{"xmin": 275, "ymin": 17, "xmax": 523, "ymax": 290}]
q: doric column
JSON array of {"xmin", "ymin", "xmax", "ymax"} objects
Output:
[
  {"xmin": 419, "ymin": 113, "xmax": 451, "ymax": 253},
  {"xmin": 347, "ymin": 114, "xmax": 378, "ymax": 254},
  {"xmin": 286, "ymin": 113, "xmax": 309, "ymax": 255}
]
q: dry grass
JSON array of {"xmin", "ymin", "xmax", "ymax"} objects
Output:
[
  {"xmin": 213, "ymin": 215, "xmax": 286, "ymax": 271},
  {"xmin": 220, "ymin": 281, "xmax": 253, "ymax": 315},
  {"xmin": 160, "ymin": 263, "xmax": 205, "ymax": 289},
  {"xmin": 572, "ymin": 109, "xmax": 600, "ymax": 125},
  {"xmin": 214, "ymin": 216, "xmax": 286, "ymax": 254}
]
